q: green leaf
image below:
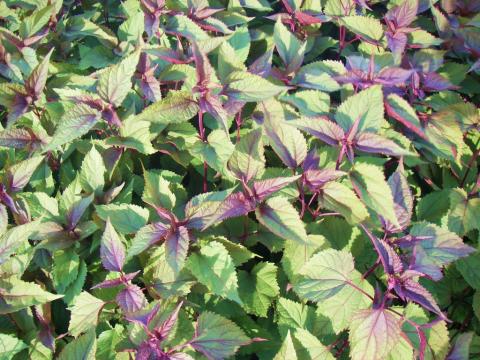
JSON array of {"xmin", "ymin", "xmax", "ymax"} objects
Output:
[
  {"xmin": 96, "ymin": 325, "xmax": 124, "ymax": 360},
  {"xmin": 316, "ymin": 272, "xmax": 373, "ymax": 333},
  {"xmin": 320, "ymin": 182, "xmax": 369, "ymax": 224},
  {"xmin": 292, "ymin": 328, "xmax": 335, "ymax": 360},
  {"xmin": 45, "ymin": 103, "xmax": 101, "ymax": 151},
  {"xmin": 349, "ymin": 308, "xmax": 401, "ymax": 360},
  {"xmin": 228, "ymin": 128, "xmax": 265, "ymax": 182},
  {"xmin": 68, "ymin": 291, "xmax": 105, "ymax": 337},
  {"xmin": 280, "ymin": 90, "xmax": 330, "ymax": 116},
  {"xmin": 350, "ymin": 162, "xmax": 399, "ymax": 228},
  {"xmin": 225, "ymin": 71, "xmax": 287, "ymax": 102},
  {"xmin": 0, "ymin": 333, "xmax": 27, "ymax": 359},
  {"xmin": 341, "ymin": 16, "xmax": 384, "ymax": 43},
  {"xmin": 448, "ymin": 188, "xmax": 480, "ymax": 236},
  {"xmin": 274, "ymin": 331, "xmax": 298, "ymax": 360},
  {"xmin": 293, "ymin": 249, "xmax": 355, "ymax": 302},
  {"xmin": 165, "ymin": 15, "xmax": 210, "ymax": 41},
  {"xmin": 186, "ymin": 241, "xmax": 242, "ymax": 304},
  {"xmin": 255, "ymin": 197, "xmax": 308, "ymax": 244},
  {"xmin": 79, "ymin": 145, "xmax": 106, "ymax": 195},
  {"xmin": 274, "ymin": 19, "xmax": 306, "ymax": 74},
  {"xmin": 190, "ymin": 311, "xmax": 250, "ymax": 359},
  {"xmin": 58, "ymin": 328, "xmax": 97, "ymax": 360},
  {"xmin": 52, "ymin": 249, "xmax": 80, "ymax": 293},
  {"xmin": 7, "ymin": 155, "xmax": 45, "ymax": 191},
  {"xmin": 19, "ymin": 4, "xmax": 54, "ymax": 38},
  {"xmin": 135, "ymin": 90, "xmax": 199, "ymax": 124},
  {"xmin": 0, "ymin": 221, "xmax": 38, "ymax": 265},
  {"xmin": 292, "ymin": 61, "xmax": 344, "ymax": 92},
  {"xmin": 238, "ymin": 262, "xmax": 279, "ymax": 317},
  {"xmin": 0, "ymin": 279, "xmax": 62, "ymax": 314},
  {"xmin": 95, "ymin": 204, "xmax": 149, "ymax": 234},
  {"xmin": 142, "ymin": 171, "xmax": 176, "ymax": 210},
  {"xmin": 457, "ymin": 252, "xmax": 480, "ymax": 289},
  {"xmin": 335, "ymin": 85, "xmax": 384, "ymax": 133}
]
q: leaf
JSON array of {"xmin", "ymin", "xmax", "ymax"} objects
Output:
[
  {"xmin": 165, "ymin": 15, "xmax": 210, "ymax": 41},
  {"xmin": 95, "ymin": 204, "xmax": 149, "ymax": 234},
  {"xmin": 0, "ymin": 221, "xmax": 37, "ymax": 265},
  {"xmin": 238, "ymin": 262, "xmax": 280, "ymax": 317},
  {"xmin": 225, "ymin": 71, "xmax": 287, "ymax": 102},
  {"xmin": 52, "ymin": 249, "xmax": 80, "ymax": 293},
  {"xmin": 190, "ymin": 311, "xmax": 250, "ymax": 360},
  {"xmin": 410, "ymin": 222, "xmax": 475, "ymax": 279},
  {"xmin": 341, "ymin": 16, "xmax": 385, "ymax": 43},
  {"xmin": 135, "ymin": 90, "xmax": 199, "ymax": 124},
  {"xmin": 395, "ymin": 279, "xmax": 444, "ymax": 318},
  {"xmin": 58, "ymin": 329, "xmax": 97, "ymax": 360},
  {"xmin": 320, "ymin": 181, "xmax": 369, "ymax": 224},
  {"xmin": 274, "ymin": 331, "xmax": 297, "ymax": 360},
  {"xmin": 292, "ymin": 116, "xmax": 344, "ymax": 146},
  {"xmin": 457, "ymin": 252, "xmax": 480, "ymax": 290},
  {"xmin": 127, "ymin": 221, "xmax": 170, "ymax": 258},
  {"xmin": 292, "ymin": 328, "xmax": 335, "ymax": 360},
  {"xmin": 68, "ymin": 292, "xmax": 105, "ymax": 337},
  {"xmin": 7, "ymin": 155, "xmax": 45, "ymax": 192},
  {"xmin": 448, "ymin": 188, "xmax": 480, "ymax": 236},
  {"xmin": 165, "ymin": 226, "xmax": 190, "ymax": 274},
  {"xmin": 142, "ymin": 171, "xmax": 176, "ymax": 210},
  {"xmin": 387, "ymin": 166, "xmax": 413, "ymax": 231},
  {"xmin": 79, "ymin": 145, "xmax": 106, "ymax": 195},
  {"xmin": 261, "ymin": 102, "xmax": 307, "ymax": 168},
  {"xmin": 0, "ymin": 333, "xmax": 27, "ymax": 358},
  {"xmin": 25, "ymin": 48, "xmax": 53, "ymax": 99},
  {"xmin": 186, "ymin": 241, "xmax": 242, "ymax": 304},
  {"xmin": 292, "ymin": 61, "xmax": 344, "ymax": 92},
  {"xmin": 100, "ymin": 218, "xmax": 126, "ymax": 272},
  {"xmin": 0, "ymin": 279, "xmax": 62, "ymax": 314},
  {"xmin": 447, "ymin": 332, "xmax": 473, "ymax": 360},
  {"xmin": 274, "ymin": 19, "xmax": 306, "ymax": 74},
  {"xmin": 350, "ymin": 162, "xmax": 399, "ymax": 228},
  {"xmin": 385, "ymin": 94, "xmax": 425, "ymax": 138},
  {"xmin": 116, "ymin": 284, "xmax": 147, "ymax": 312},
  {"xmin": 45, "ymin": 103, "xmax": 101, "ymax": 151},
  {"xmin": 349, "ymin": 308, "xmax": 402, "ymax": 360},
  {"xmin": 227, "ymin": 128, "xmax": 265, "ymax": 182},
  {"xmin": 355, "ymin": 133, "xmax": 412, "ymax": 157},
  {"xmin": 97, "ymin": 50, "xmax": 140, "ymax": 106},
  {"xmin": 255, "ymin": 197, "xmax": 308, "ymax": 244},
  {"xmin": 293, "ymin": 249, "xmax": 355, "ymax": 302},
  {"xmin": 335, "ymin": 85, "xmax": 384, "ymax": 133}
]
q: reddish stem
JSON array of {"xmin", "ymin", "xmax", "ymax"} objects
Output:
[{"xmin": 198, "ymin": 110, "xmax": 207, "ymax": 192}]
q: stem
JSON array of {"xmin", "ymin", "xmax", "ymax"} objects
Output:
[
  {"xmin": 198, "ymin": 110, "xmax": 207, "ymax": 192},
  {"xmin": 362, "ymin": 258, "xmax": 380, "ymax": 279},
  {"xmin": 235, "ymin": 110, "xmax": 242, "ymax": 143},
  {"xmin": 346, "ymin": 280, "xmax": 374, "ymax": 300}
]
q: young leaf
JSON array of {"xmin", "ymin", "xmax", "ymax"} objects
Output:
[
  {"xmin": 274, "ymin": 19, "xmax": 306, "ymax": 74},
  {"xmin": 165, "ymin": 226, "xmax": 190, "ymax": 274},
  {"xmin": 228, "ymin": 128, "xmax": 265, "ymax": 182},
  {"xmin": 274, "ymin": 331, "xmax": 297, "ymax": 360},
  {"xmin": 100, "ymin": 219, "xmax": 126, "ymax": 272},
  {"xmin": 79, "ymin": 145, "xmax": 106, "ymax": 195}
]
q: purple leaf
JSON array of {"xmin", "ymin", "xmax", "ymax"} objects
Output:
[
  {"xmin": 253, "ymin": 175, "xmax": 300, "ymax": 202},
  {"xmin": 100, "ymin": 218, "xmax": 126, "ymax": 272},
  {"xmin": 361, "ymin": 225, "xmax": 403, "ymax": 275},
  {"xmin": 7, "ymin": 93, "xmax": 30, "ymax": 126},
  {"xmin": 376, "ymin": 68, "xmax": 413, "ymax": 85},
  {"xmin": 423, "ymin": 72, "xmax": 457, "ymax": 91},
  {"xmin": 446, "ymin": 332, "xmax": 474, "ymax": 360},
  {"xmin": 165, "ymin": 226, "xmax": 190, "ymax": 273},
  {"xmin": 355, "ymin": 133, "xmax": 411, "ymax": 157},
  {"xmin": 303, "ymin": 169, "xmax": 346, "ymax": 191},
  {"xmin": 302, "ymin": 148, "xmax": 320, "ymax": 171},
  {"xmin": 128, "ymin": 221, "xmax": 171, "ymax": 258},
  {"xmin": 116, "ymin": 284, "xmax": 147, "ymax": 313},
  {"xmin": 125, "ymin": 303, "xmax": 161, "ymax": 328},
  {"xmin": 91, "ymin": 271, "xmax": 139, "ymax": 289},
  {"xmin": 25, "ymin": 48, "xmax": 53, "ymax": 100},
  {"xmin": 206, "ymin": 192, "xmax": 256, "ymax": 227},
  {"xmin": 34, "ymin": 307, "xmax": 55, "ymax": 352},
  {"xmin": 394, "ymin": 278, "xmax": 445, "ymax": 318},
  {"xmin": 66, "ymin": 194, "xmax": 94, "ymax": 230},
  {"xmin": 387, "ymin": 32, "xmax": 408, "ymax": 55},
  {"xmin": 385, "ymin": 0, "xmax": 418, "ymax": 28},
  {"xmin": 385, "ymin": 165, "xmax": 413, "ymax": 231},
  {"xmin": 155, "ymin": 301, "xmax": 183, "ymax": 340},
  {"xmin": 292, "ymin": 116, "xmax": 344, "ymax": 146}
]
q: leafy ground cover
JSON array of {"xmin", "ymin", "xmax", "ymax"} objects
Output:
[{"xmin": 0, "ymin": 0, "xmax": 479, "ymax": 359}]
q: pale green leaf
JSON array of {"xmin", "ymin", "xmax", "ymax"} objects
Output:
[{"xmin": 68, "ymin": 291, "xmax": 105, "ymax": 337}]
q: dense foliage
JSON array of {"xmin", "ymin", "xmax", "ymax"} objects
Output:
[{"xmin": 0, "ymin": 0, "xmax": 479, "ymax": 359}]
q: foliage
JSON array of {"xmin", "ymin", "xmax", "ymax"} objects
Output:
[{"xmin": 0, "ymin": 0, "xmax": 479, "ymax": 359}]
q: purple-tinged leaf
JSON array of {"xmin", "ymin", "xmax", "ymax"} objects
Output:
[
  {"xmin": 361, "ymin": 225, "xmax": 403, "ymax": 275},
  {"xmin": 302, "ymin": 148, "xmax": 320, "ymax": 171},
  {"xmin": 394, "ymin": 278, "xmax": 445, "ymax": 318},
  {"xmin": 0, "ymin": 128, "xmax": 44, "ymax": 150},
  {"xmin": 303, "ymin": 169, "xmax": 346, "ymax": 191},
  {"xmin": 192, "ymin": 42, "xmax": 214, "ymax": 87},
  {"xmin": 100, "ymin": 218, "xmax": 126, "ymax": 272},
  {"xmin": 165, "ymin": 226, "xmax": 190, "ymax": 274},
  {"xmin": 292, "ymin": 116, "xmax": 344, "ymax": 146},
  {"xmin": 6, "ymin": 93, "xmax": 30, "ymax": 127},
  {"xmin": 385, "ymin": 165, "xmax": 413, "ymax": 231},
  {"xmin": 384, "ymin": 94, "xmax": 426, "ymax": 139},
  {"xmin": 249, "ymin": 48, "xmax": 273, "ymax": 77},
  {"xmin": 125, "ymin": 303, "xmax": 161, "ymax": 328},
  {"xmin": 423, "ymin": 72, "xmax": 457, "ymax": 91},
  {"xmin": 25, "ymin": 48, "xmax": 53, "ymax": 100},
  {"xmin": 190, "ymin": 311, "xmax": 250, "ymax": 360},
  {"xmin": 376, "ymin": 68, "xmax": 413, "ymax": 85},
  {"xmin": 385, "ymin": 0, "xmax": 418, "ymax": 28},
  {"xmin": 253, "ymin": 175, "xmax": 300, "ymax": 202},
  {"xmin": 66, "ymin": 194, "xmax": 94, "ymax": 230},
  {"xmin": 446, "ymin": 332, "xmax": 473, "ymax": 360},
  {"xmin": 128, "ymin": 221, "xmax": 170, "ymax": 258},
  {"xmin": 349, "ymin": 308, "xmax": 402, "ymax": 360},
  {"xmin": 91, "ymin": 271, "xmax": 139, "ymax": 289},
  {"xmin": 184, "ymin": 190, "xmax": 231, "ymax": 230},
  {"xmin": 155, "ymin": 301, "xmax": 183, "ymax": 340},
  {"xmin": 34, "ymin": 307, "xmax": 55, "ymax": 351},
  {"xmin": 387, "ymin": 32, "xmax": 408, "ymax": 55},
  {"xmin": 6, "ymin": 155, "xmax": 44, "ymax": 193},
  {"xmin": 116, "ymin": 284, "xmax": 147, "ymax": 313},
  {"xmin": 206, "ymin": 192, "xmax": 256, "ymax": 227},
  {"xmin": 355, "ymin": 133, "xmax": 411, "ymax": 157},
  {"xmin": 409, "ymin": 222, "xmax": 475, "ymax": 274},
  {"xmin": 227, "ymin": 128, "xmax": 265, "ymax": 183}
]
